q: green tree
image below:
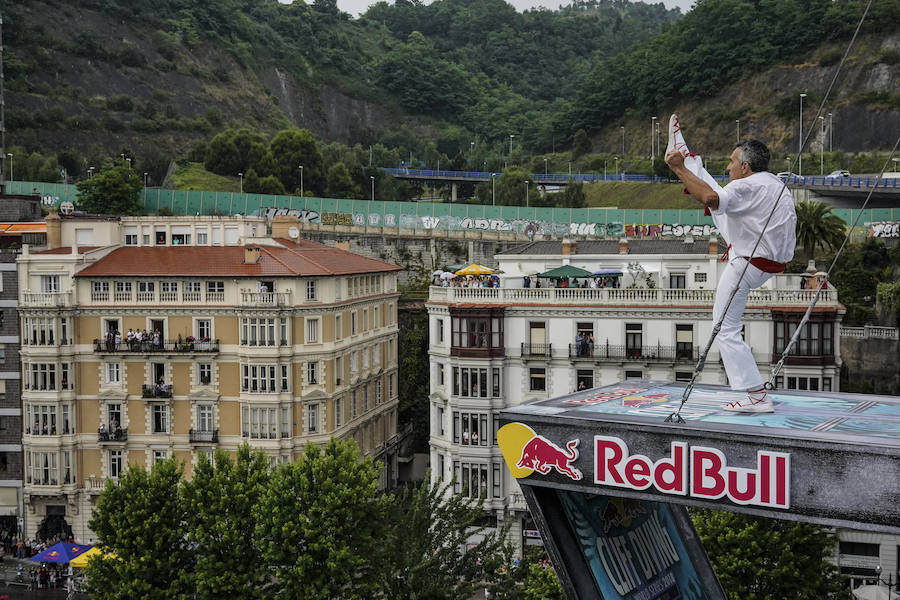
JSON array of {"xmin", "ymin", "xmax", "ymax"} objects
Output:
[
  {"xmin": 204, "ymin": 129, "xmax": 267, "ymax": 176},
  {"xmin": 493, "ymin": 167, "xmax": 534, "ymax": 206},
  {"xmin": 382, "ymin": 475, "xmax": 513, "ymax": 600},
  {"xmin": 397, "ymin": 309, "xmax": 429, "ymax": 451},
  {"xmin": 794, "ymin": 200, "xmax": 846, "ymax": 262},
  {"xmin": 181, "ymin": 445, "xmax": 269, "ymax": 600},
  {"xmin": 85, "ymin": 460, "xmax": 193, "ymax": 600},
  {"xmin": 325, "ymin": 161, "xmax": 359, "ymax": 198},
  {"xmin": 255, "ymin": 439, "xmax": 387, "ymax": 600},
  {"xmin": 692, "ymin": 509, "xmax": 846, "ymax": 600},
  {"xmin": 75, "ymin": 160, "xmax": 144, "ymax": 215},
  {"xmin": 571, "ymin": 129, "xmax": 592, "ymax": 159},
  {"xmin": 269, "ymin": 129, "xmax": 324, "ymax": 195},
  {"xmin": 521, "ymin": 562, "xmax": 564, "ymax": 600}
]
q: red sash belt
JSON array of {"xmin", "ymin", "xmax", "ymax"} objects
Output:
[{"xmin": 742, "ymin": 256, "xmax": 787, "ymax": 273}]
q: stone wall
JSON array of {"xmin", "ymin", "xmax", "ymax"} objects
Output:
[{"xmin": 841, "ymin": 336, "xmax": 900, "ymax": 395}]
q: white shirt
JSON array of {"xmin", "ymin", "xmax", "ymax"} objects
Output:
[{"xmin": 712, "ymin": 171, "xmax": 796, "ymax": 263}]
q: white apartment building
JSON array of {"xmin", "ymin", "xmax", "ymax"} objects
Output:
[{"xmin": 426, "ymin": 237, "xmax": 845, "ymax": 552}]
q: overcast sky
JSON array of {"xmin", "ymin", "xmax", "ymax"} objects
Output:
[{"xmin": 334, "ymin": 0, "xmax": 696, "ymax": 17}]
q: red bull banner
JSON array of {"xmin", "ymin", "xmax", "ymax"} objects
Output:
[{"xmin": 499, "ymin": 424, "xmax": 791, "ymax": 511}]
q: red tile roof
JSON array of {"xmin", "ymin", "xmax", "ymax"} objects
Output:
[
  {"xmin": 75, "ymin": 239, "xmax": 401, "ymax": 278},
  {"xmin": 36, "ymin": 246, "xmax": 102, "ymax": 254}
]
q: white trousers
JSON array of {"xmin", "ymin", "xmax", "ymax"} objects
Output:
[{"xmin": 713, "ymin": 259, "xmax": 773, "ymax": 390}]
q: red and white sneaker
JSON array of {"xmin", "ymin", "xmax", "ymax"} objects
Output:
[
  {"xmin": 666, "ymin": 114, "xmax": 690, "ymax": 157},
  {"xmin": 723, "ymin": 392, "xmax": 774, "ymax": 413}
]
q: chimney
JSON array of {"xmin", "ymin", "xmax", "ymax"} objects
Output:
[
  {"xmin": 618, "ymin": 237, "xmax": 629, "ymax": 254},
  {"xmin": 244, "ymin": 246, "xmax": 261, "ymax": 264},
  {"xmin": 46, "ymin": 210, "xmax": 62, "ymax": 250},
  {"xmin": 806, "ymin": 259, "xmax": 817, "ymax": 275},
  {"xmin": 561, "ymin": 237, "xmax": 576, "ymax": 256},
  {"xmin": 708, "ymin": 236, "xmax": 718, "ymax": 255},
  {"xmin": 271, "ymin": 214, "xmax": 300, "ymax": 241}
]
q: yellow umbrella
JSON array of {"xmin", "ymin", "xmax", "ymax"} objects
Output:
[
  {"xmin": 455, "ymin": 263, "xmax": 493, "ymax": 276},
  {"xmin": 70, "ymin": 546, "xmax": 117, "ymax": 567}
]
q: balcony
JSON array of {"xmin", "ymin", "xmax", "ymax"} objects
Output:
[
  {"xmin": 98, "ymin": 427, "xmax": 128, "ymax": 443},
  {"xmin": 93, "ymin": 339, "xmax": 219, "ymax": 353},
  {"xmin": 25, "ymin": 426, "xmax": 72, "ymax": 436},
  {"xmin": 570, "ymin": 343, "xmax": 699, "ymax": 362},
  {"xmin": 142, "ymin": 384, "xmax": 173, "ymax": 399},
  {"xmin": 428, "ymin": 286, "xmax": 839, "ymax": 308},
  {"xmin": 521, "ymin": 343, "xmax": 552, "ymax": 357},
  {"xmin": 189, "ymin": 429, "xmax": 219, "ymax": 443},
  {"xmin": 21, "ymin": 291, "xmax": 73, "ymax": 307},
  {"xmin": 240, "ymin": 291, "xmax": 291, "ymax": 306}
]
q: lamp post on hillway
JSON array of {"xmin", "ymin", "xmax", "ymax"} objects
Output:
[
  {"xmin": 736, "ymin": 120, "xmax": 740, "ymax": 144},
  {"xmin": 238, "ymin": 173, "xmax": 243, "ymax": 194},
  {"xmin": 819, "ymin": 116, "xmax": 825, "ymax": 175},
  {"xmin": 6, "ymin": 153, "xmax": 12, "ymax": 182},
  {"xmin": 491, "ymin": 173, "xmax": 496, "ymax": 206},
  {"xmin": 298, "ymin": 165, "xmax": 303, "ymax": 197},
  {"xmin": 509, "ymin": 134, "xmax": 515, "ymax": 164},
  {"xmin": 650, "ymin": 116, "xmax": 657, "ymax": 161},
  {"xmin": 620, "ymin": 126, "xmax": 625, "ymax": 156},
  {"xmin": 828, "ymin": 112, "xmax": 833, "ymax": 151},
  {"xmin": 614, "ymin": 156, "xmax": 619, "ymax": 180},
  {"xmin": 370, "ymin": 176, "xmax": 375, "ymax": 202},
  {"xmin": 798, "ymin": 93, "xmax": 807, "ymax": 176},
  {"xmin": 524, "ymin": 180, "xmax": 530, "ymax": 208}
]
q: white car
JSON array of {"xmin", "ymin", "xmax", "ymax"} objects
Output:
[{"xmin": 826, "ymin": 169, "xmax": 850, "ymax": 177}]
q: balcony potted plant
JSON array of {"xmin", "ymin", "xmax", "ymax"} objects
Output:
[{"xmin": 181, "ymin": 335, "xmax": 195, "ymax": 351}]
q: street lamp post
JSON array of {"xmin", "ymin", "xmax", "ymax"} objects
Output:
[
  {"xmin": 524, "ymin": 180, "xmax": 529, "ymax": 208},
  {"xmin": 88, "ymin": 166, "xmax": 94, "ymax": 178},
  {"xmin": 143, "ymin": 172, "xmax": 148, "ymax": 188},
  {"xmin": 819, "ymin": 116, "xmax": 825, "ymax": 175},
  {"xmin": 656, "ymin": 121, "xmax": 661, "ymax": 159},
  {"xmin": 892, "ymin": 157, "xmax": 899, "ymax": 172},
  {"xmin": 799, "ymin": 93, "xmax": 807, "ymax": 176},
  {"xmin": 298, "ymin": 165, "xmax": 304, "ymax": 197},
  {"xmin": 874, "ymin": 566, "xmax": 896, "ymax": 597},
  {"xmin": 603, "ymin": 160, "xmax": 607, "ymax": 179},
  {"xmin": 544, "ymin": 158, "xmax": 548, "ymax": 176},
  {"xmin": 650, "ymin": 117, "xmax": 657, "ymax": 161},
  {"xmin": 370, "ymin": 176, "xmax": 375, "ymax": 202},
  {"xmin": 491, "ymin": 173, "xmax": 496, "ymax": 206},
  {"xmin": 238, "ymin": 172, "xmax": 243, "ymax": 194},
  {"xmin": 568, "ymin": 161, "xmax": 572, "ymax": 176},
  {"xmin": 6, "ymin": 153, "xmax": 12, "ymax": 182},
  {"xmin": 828, "ymin": 112, "xmax": 833, "ymax": 151},
  {"xmin": 509, "ymin": 134, "xmax": 515, "ymax": 163},
  {"xmin": 736, "ymin": 120, "xmax": 740, "ymax": 144},
  {"xmin": 125, "ymin": 158, "xmax": 132, "ymax": 169},
  {"xmin": 614, "ymin": 156, "xmax": 619, "ymax": 179},
  {"xmin": 620, "ymin": 127, "xmax": 625, "ymax": 155}
]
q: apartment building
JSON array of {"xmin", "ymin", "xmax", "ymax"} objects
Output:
[
  {"xmin": 18, "ymin": 212, "xmax": 401, "ymax": 541},
  {"xmin": 426, "ymin": 237, "xmax": 845, "ymax": 553}
]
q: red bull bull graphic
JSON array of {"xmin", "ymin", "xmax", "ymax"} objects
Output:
[
  {"xmin": 499, "ymin": 423, "xmax": 582, "ymax": 481},
  {"xmin": 594, "ymin": 436, "xmax": 790, "ymax": 510}
]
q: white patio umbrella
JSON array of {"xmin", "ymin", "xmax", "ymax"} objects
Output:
[{"xmin": 852, "ymin": 585, "xmax": 900, "ymax": 600}]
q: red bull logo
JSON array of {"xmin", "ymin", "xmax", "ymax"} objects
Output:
[
  {"xmin": 595, "ymin": 435, "xmax": 791, "ymax": 509},
  {"xmin": 499, "ymin": 423, "xmax": 582, "ymax": 481}
]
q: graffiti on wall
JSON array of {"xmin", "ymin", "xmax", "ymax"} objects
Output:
[
  {"xmin": 870, "ymin": 222, "xmax": 899, "ymax": 238},
  {"xmin": 260, "ymin": 207, "xmax": 718, "ymax": 239}
]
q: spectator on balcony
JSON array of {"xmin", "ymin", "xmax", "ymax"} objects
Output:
[
  {"xmin": 575, "ymin": 332, "xmax": 585, "ymax": 356},
  {"xmin": 587, "ymin": 333, "xmax": 594, "ymax": 356},
  {"xmin": 153, "ymin": 329, "xmax": 162, "ymax": 349},
  {"xmin": 105, "ymin": 330, "xmax": 116, "ymax": 351},
  {"xmin": 99, "ymin": 423, "xmax": 108, "ymax": 441}
]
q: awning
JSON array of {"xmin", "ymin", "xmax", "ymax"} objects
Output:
[{"xmin": 538, "ymin": 265, "xmax": 593, "ymax": 279}]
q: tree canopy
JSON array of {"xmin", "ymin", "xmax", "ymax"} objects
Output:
[{"xmin": 74, "ymin": 159, "xmax": 144, "ymax": 215}]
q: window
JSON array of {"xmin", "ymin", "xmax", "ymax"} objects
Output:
[
  {"xmin": 823, "ymin": 377, "xmax": 832, "ymax": 391},
  {"xmin": 28, "ymin": 363, "xmax": 57, "ymax": 390},
  {"xmin": 335, "ymin": 397, "xmax": 344, "ymax": 427},
  {"xmin": 389, "ymin": 374, "xmax": 395, "ymax": 398},
  {"xmin": 308, "ymin": 404, "xmax": 319, "ymax": 433},
  {"xmin": 625, "ymin": 323, "xmax": 643, "ymax": 358},
  {"xmin": 281, "ymin": 365, "xmax": 289, "ymax": 392},
  {"xmin": 30, "ymin": 451, "xmax": 58, "ymax": 485},
  {"xmin": 197, "ymin": 229, "xmax": 209, "ymax": 245},
  {"xmin": 109, "ymin": 450, "xmax": 123, "ymax": 478},
  {"xmin": 676, "ymin": 324, "xmax": 694, "ymax": 359},
  {"xmin": 669, "ymin": 273, "xmax": 686, "ymax": 289},
  {"xmin": 106, "ymin": 404, "xmax": 122, "ymax": 429},
  {"xmin": 184, "ymin": 281, "xmax": 202, "ymax": 301},
  {"xmin": 171, "ymin": 226, "xmax": 191, "ymax": 245},
  {"xmin": 675, "ymin": 371, "xmax": 693, "ymax": 382},
  {"xmin": 306, "ymin": 280, "xmax": 317, "ymax": 301},
  {"xmin": 26, "ymin": 404, "xmax": 57, "ymax": 435},
  {"xmin": 197, "ymin": 405, "xmax": 214, "ymax": 432},
  {"xmin": 786, "ymin": 376, "xmax": 820, "ymax": 391},
  {"xmin": 241, "ymin": 318, "xmax": 275, "ymax": 346},
  {"xmin": 529, "ymin": 368, "xmax": 546, "ymax": 392},
  {"xmin": 207, "ymin": 281, "xmax": 225, "ymax": 297},
  {"xmin": 450, "ymin": 315, "xmax": 503, "ymax": 350},
  {"xmin": 105, "ymin": 363, "xmax": 121, "ymax": 384},
  {"xmin": 242, "ymin": 406, "xmax": 277, "ymax": 439},
  {"xmin": 155, "ymin": 228, "xmax": 167, "ymax": 245},
  {"xmin": 774, "ymin": 319, "xmax": 834, "ymax": 356},
  {"xmin": 197, "ymin": 319, "xmax": 211, "ymax": 341},
  {"xmin": 351, "ymin": 390, "xmax": 358, "ymax": 419},
  {"xmin": 454, "ymin": 461, "xmax": 494, "ymax": 499},
  {"xmin": 351, "ymin": 312, "xmax": 358, "ymax": 335},
  {"xmin": 374, "ymin": 307, "xmax": 380, "ymax": 329},
  {"xmin": 40, "ymin": 275, "xmax": 60, "ymax": 294},
  {"xmin": 454, "ymin": 411, "xmax": 490, "ymax": 447},
  {"xmin": 625, "ymin": 370, "xmax": 643, "ymax": 379},
  {"xmin": 280, "ymin": 318, "xmax": 288, "ymax": 345},
  {"xmin": 280, "ymin": 407, "xmax": 290, "ymax": 438},
  {"xmin": 124, "ymin": 227, "xmax": 138, "ymax": 245},
  {"xmin": 363, "ymin": 309, "xmax": 369, "ymax": 331},
  {"xmin": 152, "ymin": 405, "xmax": 169, "ymax": 433},
  {"xmin": 92, "ymin": 281, "xmax": 109, "ymax": 300},
  {"xmin": 198, "ymin": 363, "xmax": 212, "ymax": 385},
  {"xmin": 375, "ymin": 379, "xmax": 383, "ymax": 405},
  {"xmin": 452, "ymin": 367, "xmax": 500, "ymax": 398},
  {"xmin": 152, "ymin": 450, "xmax": 169, "ymax": 464},
  {"xmin": 335, "ymin": 315, "xmax": 342, "ymax": 341},
  {"xmin": 335, "ymin": 356, "xmax": 343, "ymax": 386},
  {"xmin": 241, "ymin": 364, "xmax": 278, "ymax": 392},
  {"xmin": 307, "ymin": 362, "xmax": 319, "ymax": 385},
  {"xmin": 694, "ymin": 272, "xmax": 708, "ymax": 283},
  {"xmin": 363, "ymin": 385, "xmax": 369, "ymax": 412},
  {"xmin": 306, "ymin": 318, "xmax": 319, "ymax": 343},
  {"xmin": 436, "ymin": 318, "xmax": 444, "ymax": 343},
  {"xmin": 576, "ymin": 369, "xmax": 593, "ymax": 391},
  {"xmin": 160, "ymin": 281, "xmax": 178, "ymax": 301}
]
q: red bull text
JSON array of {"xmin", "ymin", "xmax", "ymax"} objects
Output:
[
  {"xmin": 594, "ymin": 435, "xmax": 790, "ymax": 509},
  {"xmin": 517, "ymin": 435, "xmax": 583, "ymax": 481}
]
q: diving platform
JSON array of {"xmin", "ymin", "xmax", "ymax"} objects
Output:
[{"xmin": 498, "ymin": 381, "xmax": 900, "ymax": 599}]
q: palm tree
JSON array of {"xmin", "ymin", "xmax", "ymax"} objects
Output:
[{"xmin": 794, "ymin": 200, "xmax": 846, "ymax": 262}]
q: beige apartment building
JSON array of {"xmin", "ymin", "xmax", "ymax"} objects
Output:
[{"xmin": 18, "ymin": 212, "xmax": 401, "ymax": 541}]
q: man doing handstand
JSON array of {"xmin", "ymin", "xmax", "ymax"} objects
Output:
[{"xmin": 665, "ymin": 115, "xmax": 796, "ymax": 413}]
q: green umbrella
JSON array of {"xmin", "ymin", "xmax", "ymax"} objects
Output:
[{"xmin": 538, "ymin": 265, "xmax": 594, "ymax": 278}]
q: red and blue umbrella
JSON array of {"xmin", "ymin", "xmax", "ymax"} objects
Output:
[{"xmin": 29, "ymin": 541, "xmax": 93, "ymax": 563}]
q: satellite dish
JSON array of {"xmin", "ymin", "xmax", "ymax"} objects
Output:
[
  {"xmin": 288, "ymin": 226, "xmax": 300, "ymax": 239},
  {"xmin": 59, "ymin": 201, "xmax": 74, "ymax": 215}
]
